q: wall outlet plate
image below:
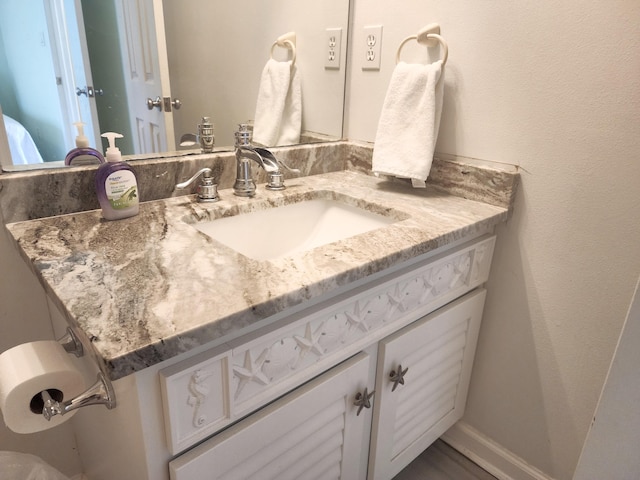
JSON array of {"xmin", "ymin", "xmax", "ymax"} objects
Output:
[
  {"xmin": 362, "ymin": 25, "xmax": 383, "ymax": 71},
  {"xmin": 325, "ymin": 28, "xmax": 342, "ymax": 69}
]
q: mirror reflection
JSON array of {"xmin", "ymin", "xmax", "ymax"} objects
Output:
[{"xmin": 0, "ymin": 0, "xmax": 349, "ymax": 171}]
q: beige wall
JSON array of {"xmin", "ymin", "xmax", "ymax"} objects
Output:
[
  {"xmin": 163, "ymin": 0, "xmax": 349, "ymax": 149},
  {"xmin": 345, "ymin": 1, "xmax": 640, "ymax": 479},
  {"xmin": 0, "ymin": 206, "xmax": 83, "ymax": 476}
]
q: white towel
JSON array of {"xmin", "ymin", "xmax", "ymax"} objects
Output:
[
  {"xmin": 3, "ymin": 114, "xmax": 44, "ymax": 164},
  {"xmin": 252, "ymin": 59, "xmax": 302, "ymax": 147},
  {"xmin": 372, "ymin": 60, "xmax": 444, "ymax": 188}
]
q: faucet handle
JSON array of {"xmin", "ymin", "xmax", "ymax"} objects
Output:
[
  {"xmin": 234, "ymin": 124, "xmax": 252, "ymax": 147},
  {"xmin": 176, "ymin": 167, "xmax": 219, "ymax": 202}
]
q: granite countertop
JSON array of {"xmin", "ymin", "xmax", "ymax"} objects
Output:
[{"xmin": 6, "ymin": 167, "xmax": 515, "ymax": 380}]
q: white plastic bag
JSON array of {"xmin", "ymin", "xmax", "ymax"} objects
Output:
[{"xmin": 0, "ymin": 451, "xmax": 70, "ymax": 480}]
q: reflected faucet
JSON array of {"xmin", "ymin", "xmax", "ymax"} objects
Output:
[
  {"xmin": 179, "ymin": 117, "xmax": 215, "ymax": 153},
  {"xmin": 233, "ymin": 124, "xmax": 299, "ymax": 197}
]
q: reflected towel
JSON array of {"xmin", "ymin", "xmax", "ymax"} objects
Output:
[
  {"xmin": 3, "ymin": 115, "xmax": 44, "ymax": 165},
  {"xmin": 253, "ymin": 59, "xmax": 301, "ymax": 147},
  {"xmin": 372, "ymin": 61, "xmax": 444, "ymax": 187}
]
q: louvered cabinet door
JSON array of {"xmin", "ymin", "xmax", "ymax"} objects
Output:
[
  {"xmin": 169, "ymin": 352, "xmax": 374, "ymax": 480},
  {"xmin": 368, "ymin": 288, "xmax": 486, "ymax": 480}
]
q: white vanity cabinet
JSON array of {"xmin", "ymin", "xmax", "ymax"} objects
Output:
[
  {"xmin": 159, "ymin": 235, "xmax": 495, "ymax": 480},
  {"xmin": 167, "ymin": 289, "xmax": 485, "ymax": 480}
]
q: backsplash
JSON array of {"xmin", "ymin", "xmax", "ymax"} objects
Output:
[{"xmin": 0, "ymin": 142, "xmax": 518, "ymax": 223}]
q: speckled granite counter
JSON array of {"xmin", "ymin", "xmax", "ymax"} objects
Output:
[{"xmin": 3, "ymin": 145, "xmax": 518, "ymax": 380}]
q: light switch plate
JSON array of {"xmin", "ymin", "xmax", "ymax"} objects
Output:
[
  {"xmin": 362, "ymin": 25, "xmax": 383, "ymax": 70},
  {"xmin": 325, "ymin": 28, "xmax": 342, "ymax": 69}
]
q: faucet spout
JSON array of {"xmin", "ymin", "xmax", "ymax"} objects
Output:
[
  {"xmin": 233, "ymin": 146, "xmax": 261, "ymax": 197},
  {"xmin": 233, "ymin": 124, "xmax": 299, "ymax": 196}
]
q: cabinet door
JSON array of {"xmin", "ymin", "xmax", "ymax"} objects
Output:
[
  {"xmin": 368, "ymin": 289, "xmax": 486, "ymax": 480},
  {"xmin": 170, "ymin": 352, "xmax": 374, "ymax": 480}
]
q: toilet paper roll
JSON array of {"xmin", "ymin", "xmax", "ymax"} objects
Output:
[{"xmin": 0, "ymin": 340, "xmax": 85, "ymax": 434}]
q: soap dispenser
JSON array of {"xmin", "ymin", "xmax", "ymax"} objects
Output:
[
  {"xmin": 64, "ymin": 122, "xmax": 105, "ymax": 166},
  {"xmin": 95, "ymin": 132, "xmax": 139, "ymax": 220}
]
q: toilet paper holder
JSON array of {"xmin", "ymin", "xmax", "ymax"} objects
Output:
[
  {"xmin": 40, "ymin": 372, "xmax": 115, "ymax": 421},
  {"xmin": 39, "ymin": 328, "xmax": 116, "ymax": 422},
  {"xmin": 57, "ymin": 327, "xmax": 84, "ymax": 358}
]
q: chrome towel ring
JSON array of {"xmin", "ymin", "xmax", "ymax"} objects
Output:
[
  {"xmin": 396, "ymin": 23, "xmax": 448, "ymax": 66},
  {"xmin": 270, "ymin": 31, "xmax": 296, "ymax": 66}
]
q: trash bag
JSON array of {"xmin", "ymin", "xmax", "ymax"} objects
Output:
[{"xmin": 0, "ymin": 451, "xmax": 70, "ymax": 480}]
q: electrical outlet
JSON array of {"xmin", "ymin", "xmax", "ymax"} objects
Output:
[
  {"xmin": 362, "ymin": 25, "xmax": 383, "ymax": 70},
  {"xmin": 325, "ymin": 28, "xmax": 342, "ymax": 69}
]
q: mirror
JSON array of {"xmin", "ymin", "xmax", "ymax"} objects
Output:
[{"xmin": 0, "ymin": 0, "xmax": 350, "ymax": 171}]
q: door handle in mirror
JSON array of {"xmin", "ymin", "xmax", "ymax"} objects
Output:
[
  {"xmin": 76, "ymin": 86, "xmax": 104, "ymax": 97},
  {"xmin": 147, "ymin": 96, "xmax": 163, "ymax": 111}
]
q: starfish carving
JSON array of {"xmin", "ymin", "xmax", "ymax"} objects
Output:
[
  {"xmin": 450, "ymin": 254, "xmax": 471, "ymax": 287},
  {"xmin": 354, "ymin": 387, "xmax": 375, "ymax": 416},
  {"xmin": 389, "ymin": 364, "xmax": 409, "ymax": 392},
  {"xmin": 232, "ymin": 348, "xmax": 270, "ymax": 399},
  {"xmin": 345, "ymin": 300, "xmax": 369, "ymax": 333},
  {"xmin": 386, "ymin": 284, "xmax": 406, "ymax": 320},
  {"xmin": 419, "ymin": 275, "xmax": 434, "ymax": 303},
  {"xmin": 293, "ymin": 321, "xmax": 325, "ymax": 366}
]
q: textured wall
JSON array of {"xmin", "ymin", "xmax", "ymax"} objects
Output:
[
  {"xmin": 0, "ymin": 206, "xmax": 83, "ymax": 476},
  {"xmin": 345, "ymin": 1, "xmax": 640, "ymax": 478}
]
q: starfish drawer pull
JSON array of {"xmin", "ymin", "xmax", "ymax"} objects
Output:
[
  {"xmin": 389, "ymin": 364, "xmax": 409, "ymax": 392},
  {"xmin": 353, "ymin": 387, "xmax": 375, "ymax": 416}
]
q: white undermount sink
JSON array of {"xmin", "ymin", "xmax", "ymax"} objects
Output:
[{"xmin": 192, "ymin": 197, "xmax": 398, "ymax": 261}]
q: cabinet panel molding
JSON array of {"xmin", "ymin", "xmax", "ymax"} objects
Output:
[{"xmin": 160, "ymin": 345, "xmax": 233, "ymax": 455}]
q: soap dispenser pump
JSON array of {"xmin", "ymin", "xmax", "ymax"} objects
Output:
[
  {"xmin": 64, "ymin": 122, "xmax": 105, "ymax": 166},
  {"xmin": 95, "ymin": 132, "xmax": 139, "ymax": 220}
]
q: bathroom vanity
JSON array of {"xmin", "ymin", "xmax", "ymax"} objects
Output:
[{"xmin": 2, "ymin": 143, "xmax": 518, "ymax": 480}]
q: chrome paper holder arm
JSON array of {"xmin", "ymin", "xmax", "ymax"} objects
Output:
[
  {"xmin": 35, "ymin": 327, "xmax": 117, "ymax": 422},
  {"xmin": 57, "ymin": 327, "xmax": 84, "ymax": 358},
  {"xmin": 41, "ymin": 372, "xmax": 116, "ymax": 421}
]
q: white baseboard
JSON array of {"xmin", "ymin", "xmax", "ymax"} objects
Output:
[{"xmin": 441, "ymin": 422, "xmax": 556, "ymax": 480}]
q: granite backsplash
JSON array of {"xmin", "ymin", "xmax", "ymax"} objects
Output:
[{"xmin": 0, "ymin": 141, "xmax": 518, "ymax": 223}]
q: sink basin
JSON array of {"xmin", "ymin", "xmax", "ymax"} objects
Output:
[{"xmin": 192, "ymin": 198, "xmax": 397, "ymax": 261}]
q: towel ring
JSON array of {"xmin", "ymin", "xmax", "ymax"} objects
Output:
[
  {"xmin": 396, "ymin": 24, "xmax": 448, "ymax": 66},
  {"xmin": 270, "ymin": 39, "xmax": 296, "ymax": 66}
]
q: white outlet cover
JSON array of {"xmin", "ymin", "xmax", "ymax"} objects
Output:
[
  {"xmin": 325, "ymin": 28, "xmax": 342, "ymax": 70},
  {"xmin": 362, "ymin": 25, "xmax": 383, "ymax": 70}
]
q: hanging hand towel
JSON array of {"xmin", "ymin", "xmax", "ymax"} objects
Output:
[
  {"xmin": 372, "ymin": 60, "xmax": 444, "ymax": 188},
  {"xmin": 253, "ymin": 59, "xmax": 302, "ymax": 147}
]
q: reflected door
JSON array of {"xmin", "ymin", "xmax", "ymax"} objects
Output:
[
  {"xmin": 46, "ymin": 0, "xmax": 102, "ymax": 150},
  {"xmin": 115, "ymin": 0, "xmax": 175, "ymax": 154}
]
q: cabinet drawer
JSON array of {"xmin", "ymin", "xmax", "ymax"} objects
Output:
[
  {"xmin": 368, "ymin": 288, "xmax": 486, "ymax": 480},
  {"xmin": 169, "ymin": 352, "xmax": 373, "ymax": 480}
]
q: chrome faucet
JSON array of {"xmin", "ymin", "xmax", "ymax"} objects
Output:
[
  {"xmin": 179, "ymin": 116, "xmax": 215, "ymax": 153},
  {"xmin": 233, "ymin": 124, "xmax": 299, "ymax": 197},
  {"xmin": 176, "ymin": 167, "xmax": 219, "ymax": 202}
]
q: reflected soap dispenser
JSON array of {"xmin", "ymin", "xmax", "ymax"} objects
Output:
[
  {"xmin": 95, "ymin": 132, "xmax": 139, "ymax": 220},
  {"xmin": 64, "ymin": 122, "xmax": 105, "ymax": 166}
]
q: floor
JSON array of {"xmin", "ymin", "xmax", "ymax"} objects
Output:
[{"xmin": 393, "ymin": 440, "xmax": 497, "ymax": 480}]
